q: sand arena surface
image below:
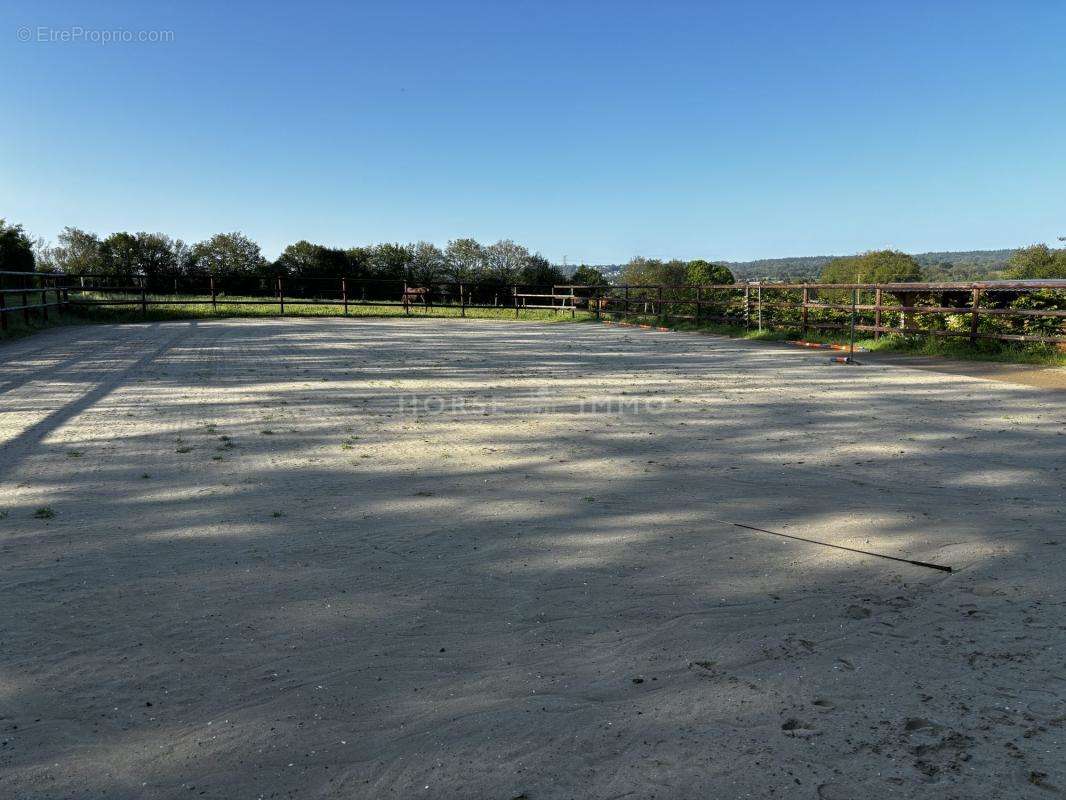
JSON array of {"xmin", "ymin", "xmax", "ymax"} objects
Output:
[{"xmin": 1, "ymin": 318, "xmax": 1064, "ymax": 799}]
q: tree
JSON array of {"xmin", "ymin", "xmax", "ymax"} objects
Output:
[
  {"xmin": 0, "ymin": 219, "xmax": 36, "ymax": 272},
  {"xmin": 483, "ymin": 240, "xmax": 530, "ymax": 284},
  {"xmin": 1005, "ymin": 244, "xmax": 1066, "ymax": 279},
  {"xmin": 344, "ymin": 246, "xmax": 373, "ymax": 280},
  {"xmin": 686, "ymin": 259, "xmax": 734, "ymax": 285},
  {"xmin": 274, "ymin": 240, "xmax": 320, "ymax": 277},
  {"xmin": 188, "ymin": 232, "xmax": 267, "ymax": 277},
  {"xmin": 45, "ymin": 227, "xmax": 103, "ymax": 274},
  {"xmin": 369, "ymin": 243, "xmax": 411, "ymax": 280},
  {"xmin": 133, "ymin": 232, "xmax": 179, "ymax": 280},
  {"xmin": 444, "ymin": 238, "xmax": 486, "ymax": 282},
  {"xmin": 274, "ymin": 240, "xmax": 348, "ymax": 278},
  {"xmin": 98, "ymin": 232, "xmax": 141, "ymax": 277},
  {"xmin": 519, "ymin": 253, "xmax": 565, "ymax": 286},
  {"xmin": 820, "ymin": 250, "xmax": 923, "ymax": 283},
  {"xmin": 571, "ymin": 265, "xmax": 607, "ymax": 286},
  {"xmin": 620, "ymin": 257, "xmax": 687, "ymax": 286},
  {"xmin": 620, "ymin": 256, "xmax": 661, "ymax": 286},
  {"xmin": 407, "ymin": 241, "xmax": 445, "ymax": 285}
]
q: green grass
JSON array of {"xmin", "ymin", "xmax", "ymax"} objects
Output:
[
  {"xmin": 1, "ymin": 295, "xmax": 592, "ymax": 342},
  {"xmin": 0, "ymin": 294, "xmax": 593, "ymax": 340},
  {"xmin": 605, "ymin": 313, "xmax": 1066, "ymax": 367}
]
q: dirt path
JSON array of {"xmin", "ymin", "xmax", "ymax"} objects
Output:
[{"xmin": 2, "ymin": 318, "xmax": 1064, "ymax": 799}]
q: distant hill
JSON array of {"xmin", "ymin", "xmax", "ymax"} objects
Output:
[{"xmin": 568, "ymin": 249, "xmax": 1016, "ymax": 283}]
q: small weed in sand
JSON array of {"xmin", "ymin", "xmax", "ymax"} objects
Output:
[
  {"xmin": 34, "ymin": 507, "xmax": 56, "ymax": 520},
  {"xmin": 176, "ymin": 446, "xmax": 193, "ymax": 454},
  {"xmin": 67, "ymin": 450, "xmax": 83, "ymax": 458},
  {"xmin": 261, "ymin": 429, "xmax": 275, "ymax": 435},
  {"xmin": 271, "ymin": 511, "xmax": 286, "ymax": 518},
  {"xmin": 141, "ymin": 473, "xmax": 151, "ymax": 479}
]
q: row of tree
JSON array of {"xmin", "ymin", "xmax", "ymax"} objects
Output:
[
  {"xmin": 0, "ymin": 221, "xmax": 604, "ymax": 287},
  {"xmin": 3, "ymin": 219, "xmax": 1064, "ymax": 286},
  {"xmin": 816, "ymin": 247, "xmax": 1066, "ymax": 283}
]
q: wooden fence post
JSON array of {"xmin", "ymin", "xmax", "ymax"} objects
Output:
[
  {"xmin": 342, "ymin": 277, "xmax": 348, "ymax": 316},
  {"xmin": 277, "ymin": 275, "xmax": 284, "ymax": 315},
  {"xmin": 41, "ymin": 289, "xmax": 49, "ymax": 322},
  {"xmin": 695, "ymin": 286, "xmax": 702, "ymax": 324},
  {"xmin": 23, "ymin": 289, "xmax": 30, "ymax": 324},
  {"xmin": 874, "ymin": 287, "xmax": 882, "ymax": 339},
  {"xmin": 210, "ymin": 276, "xmax": 217, "ymax": 311},
  {"xmin": 801, "ymin": 286, "xmax": 809, "ymax": 338},
  {"xmin": 757, "ymin": 285, "xmax": 763, "ymax": 332},
  {"xmin": 743, "ymin": 286, "xmax": 750, "ymax": 329},
  {"xmin": 460, "ymin": 283, "xmax": 466, "ymax": 317},
  {"xmin": 623, "ymin": 284, "xmax": 630, "ymax": 322},
  {"xmin": 657, "ymin": 285, "xmax": 664, "ymax": 324},
  {"xmin": 0, "ymin": 290, "xmax": 7, "ymax": 331},
  {"xmin": 513, "ymin": 285, "xmax": 519, "ymax": 318},
  {"xmin": 969, "ymin": 288, "xmax": 981, "ymax": 345}
]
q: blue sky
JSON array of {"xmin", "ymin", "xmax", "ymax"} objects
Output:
[{"xmin": 3, "ymin": 0, "xmax": 1065, "ymax": 263}]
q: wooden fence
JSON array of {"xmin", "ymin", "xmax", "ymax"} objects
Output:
[
  {"xmin": 0, "ymin": 271, "xmax": 68, "ymax": 331},
  {"xmin": 583, "ymin": 280, "xmax": 1066, "ymax": 345},
  {"xmin": 2, "ymin": 271, "xmax": 1064, "ymax": 346}
]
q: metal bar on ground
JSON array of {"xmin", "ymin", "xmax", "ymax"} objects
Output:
[{"xmin": 707, "ymin": 517, "xmax": 953, "ymax": 573}]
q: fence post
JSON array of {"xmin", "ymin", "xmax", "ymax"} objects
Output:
[
  {"xmin": 743, "ymin": 286, "xmax": 750, "ymax": 329},
  {"xmin": 41, "ymin": 288, "xmax": 49, "ymax": 322},
  {"xmin": 23, "ymin": 288, "xmax": 30, "ymax": 325},
  {"xmin": 969, "ymin": 288, "xmax": 981, "ymax": 345},
  {"xmin": 210, "ymin": 276, "xmax": 217, "ymax": 311},
  {"xmin": 657, "ymin": 285, "xmax": 664, "ymax": 324},
  {"xmin": 874, "ymin": 287, "xmax": 882, "ymax": 339},
  {"xmin": 0, "ymin": 290, "xmax": 7, "ymax": 331},
  {"xmin": 849, "ymin": 286, "xmax": 858, "ymax": 355},
  {"xmin": 513, "ymin": 285, "xmax": 519, "ymax": 318},
  {"xmin": 695, "ymin": 286, "xmax": 702, "ymax": 324},
  {"xmin": 757, "ymin": 285, "xmax": 763, "ymax": 332},
  {"xmin": 800, "ymin": 286, "xmax": 809, "ymax": 338},
  {"xmin": 460, "ymin": 283, "xmax": 466, "ymax": 317},
  {"xmin": 277, "ymin": 275, "xmax": 284, "ymax": 315},
  {"xmin": 342, "ymin": 277, "xmax": 348, "ymax": 316},
  {"xmin": 623, "ymin": 284, "xmax": 630, "ymax": 322}
]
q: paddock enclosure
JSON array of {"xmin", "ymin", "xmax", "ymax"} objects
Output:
[{"xmin": 1, "ymin": 318, "xmax": 1064, "ymax": 798}]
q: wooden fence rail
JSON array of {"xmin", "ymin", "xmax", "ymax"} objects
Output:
[
  {"xmin": 2, "ymin": 271, "xmax": 1064, "ymax": 346},
  {"xmin": 582, "ymin": 280, "xmax": 1066, "ymax": 345}
]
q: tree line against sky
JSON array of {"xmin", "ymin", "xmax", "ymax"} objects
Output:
[{"xmin": 1, "ymin": 219, "xmax": 1063, "ymax": 286}]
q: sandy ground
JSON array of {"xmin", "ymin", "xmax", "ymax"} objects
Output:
[{"xmin": 1, "ymin": 318, "xmax": 1064, "ymax": 800}]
